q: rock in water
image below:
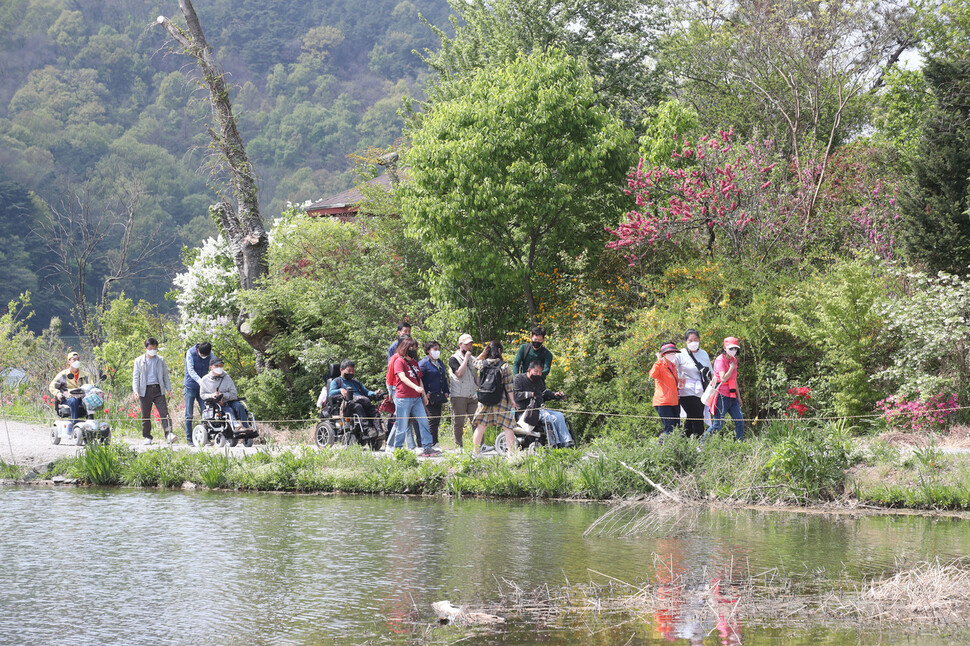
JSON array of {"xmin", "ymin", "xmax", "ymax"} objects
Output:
[{"xmin": 432, "ymin": 600, "xmax": 505, "ymax": 626}]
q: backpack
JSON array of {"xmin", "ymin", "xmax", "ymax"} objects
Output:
[{"xmin": 477, "ymin": 362, "xmax": 505, "ymax": 405}]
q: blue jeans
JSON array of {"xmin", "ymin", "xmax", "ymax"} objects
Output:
[
  {"xmin": 221, "ymin": 400, "xmax": 249, "ymax": 427},
  {"xmin": 655, "ymin": 404, "xmax": 681, "ymax": 435},
  {"xmin": 64, "ymin": 396, "xmax": 83, "ymax": 426},
  {"xmin": 184, "ymin": 381, "xmax": 204, "ymax": 439},
  {"xmin": 390, "ymin": 396, "xmax": 432, "ymax": 450},
  {"xmin": 539, "ymin": 409, "xmax": 572, "ymax": 447},
  {"xmin": 703, "ymin": 394, "xmax": 744, "ymax": 440}
]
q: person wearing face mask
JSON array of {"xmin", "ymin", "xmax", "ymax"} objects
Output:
[
  {"xmin": 513, "ymin": 360, "xmax": 573, "ymax": 448},
  {"xmin": 702, "ymin": 337, "xmax": 745, "ymax": 441},
  {"xmin": 447, "ymin": 333, "xmax": 478, "ymax": 449},
  {"xmin": 328, "ymin": 359, "xmax": 383, "ymax": 432},
  {"xmin": 673, "ymin": 329, "xmax": 713, "ymax": 437},
  {"xmin": 199, "ymin": 358, "xmax": 252, "ymax": 431},
  {"xmin": 513, "ymin": 326, "xmax": 553, "ymax": 377},
  {"xmin": 184, "ymin": 341, "xmax": 214, "ymax": 443},
  {"xmin": 650, "ymin": 342, "xmax": 682, "ymax": 436},
  {"xmin": 132, "ymin": 337, "xmax": 174, "ymax": 445},
  {"xmin": 418, "ymin": 341, "xmax": 449, "ymax": 450},
  {"xmin": 387, "ymin": 337, "xmax": 440, "ymax": 457},
  {"xmin": 48, "ymin": 351, "xmax": 94, "ymax": 433}
]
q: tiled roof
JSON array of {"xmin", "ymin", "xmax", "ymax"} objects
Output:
[{"xmin": 304, "ymin": 172, "xmax": 404, "ymax": 212}]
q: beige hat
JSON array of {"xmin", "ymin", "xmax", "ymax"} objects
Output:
[{"xmin": 458, "ymin": 333, "xmax": 473, "ymax": 345}]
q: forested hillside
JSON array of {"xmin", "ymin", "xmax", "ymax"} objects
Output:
[{"xmin": 0, "ymin": 0, "xmax": 451, "ymax": 330}]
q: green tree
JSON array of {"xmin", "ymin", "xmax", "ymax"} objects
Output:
[
  {"xmin": 419, "ymin": 0, "xmax": 668, "ymax": 121},
  {"xmin": 900, "ymin": 58, "xmax": 970, "ymax": 274},
  {"xmin": 403, "ymin": 50, "xmax": 633, "ymax": 333}
]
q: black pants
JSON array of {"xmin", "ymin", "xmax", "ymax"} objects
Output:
[
  {"xmin": 344, "ymin": 396, "xmax": 377, "ymax": 424},
  {"xmin": 140, "ymin": 384, "xmax": 172, "ymax": 439},
  {"xmin": 680, "ymin": 395, "xmax": 706, "ymax": 437},
  {"xmin": 425, "ymin": 401, "xmax": 444, "ymax": 446}
]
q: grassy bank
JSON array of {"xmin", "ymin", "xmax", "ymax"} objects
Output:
[{"xmin": 11, "ymin": 420, "xmax": 970, "ymax": 510}]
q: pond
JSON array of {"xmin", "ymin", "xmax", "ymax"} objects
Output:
[{"xmin": 0, "ymin": 486, "xmax": 966, "ymax": 645}]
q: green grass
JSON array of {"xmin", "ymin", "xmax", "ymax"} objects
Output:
[{"xmin": 20, "ymin": 418, "xmax": 970, "ymax": 510}]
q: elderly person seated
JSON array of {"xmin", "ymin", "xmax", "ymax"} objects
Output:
[
  {"xmin": 328, "ymin": 359, "xmax": 383, "ymax": 428},
  {"xmin": 512, "ymin": 360, "xmax": 573, "ymax": 448},
  {"xmin": 48, "ymin": 351, "xmax": 94, "ymax": 431},
  {"xmin": 199, "ymin": 358, "xmax": 251, "ymax": 431}
]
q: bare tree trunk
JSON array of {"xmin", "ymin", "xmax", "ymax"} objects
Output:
[{"xmin": 156, "ymin": 1, "xmax": 271, "ymax": 358}]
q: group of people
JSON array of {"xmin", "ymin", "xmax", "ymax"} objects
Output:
[
  {"xmin": 48, "ymin": 339, "xmax": 253, "ymax": 445},
  {"xmin": 47, "ymin": 324, "xmax": 745, "ymax": 451},
  {"xmin": 361, "ymin": 324, "xmax": 573, "ymax": 457},
  {"xmin": 649, "ymin": 329, "xmax": 745, "ymax": 441}
]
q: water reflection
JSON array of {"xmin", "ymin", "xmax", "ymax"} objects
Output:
[{"xmin": 0, "ymin": 487, "xmax": 967, "ymax": 645}]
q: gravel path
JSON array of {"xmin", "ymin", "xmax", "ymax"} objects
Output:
[{"xmin": 0, "ymin": 418, "xmax": 254, "ymax": 468}]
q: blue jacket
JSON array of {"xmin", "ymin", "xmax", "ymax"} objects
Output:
[
  {"xmin": 388, "ymin": 339, "xmax": 400, "ymax": 359},
  {"xmin": 184, "ymin": 345, "xmax": 213, "ymax": 387},
  {"xmin": 418, "ymin": 357, "xmax": 449, "ymax": 396},
  {"xmin": 328, "ymin": 376, "xmax": 376, "ymax": 399}
]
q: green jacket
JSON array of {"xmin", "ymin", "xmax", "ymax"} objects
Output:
[{"xmin": 512, "ymin": 343, "xmax": 553, "ymax": 377}]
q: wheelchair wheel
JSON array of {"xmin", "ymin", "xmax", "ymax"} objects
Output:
[
  {"xmin": 493, "ymin": 432, "xmax": 507, "ymax": 455},
  {"xmin": 213, "ymin": 432, "xmax": 228, "ymax": 448},
  {"xmin": 242, "ymin": 438, "xmax": 254, "ymax": 448},
  {"xmin": 192, "ymin": 425, "xmax": 209, "ymax": 448},
  {"xmin": 50, "ymin": 428, "xmax": 60, "ymax": 445},
  {"xmin": 341, "ymin": 431, "xmax": 359, "ymax": 447},
  {"xmin": 229, "ymin": 438, "xmax": 238, "ymax": 447},
  {"xmin": 315, "ymin": 421, "xmax": 336, "ymax": 447},
  {"xmin": 73, "ymin": 427, "xmax": 85, "ymax": 446}
]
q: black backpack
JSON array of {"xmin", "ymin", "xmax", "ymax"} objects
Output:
[{"xmin": 477, "ymin": 362, "xmax": 505, "ymax": 405}]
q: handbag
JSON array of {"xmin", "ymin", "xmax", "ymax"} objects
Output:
[
  {"xmin": 378, "ymin": 398, "xmax": 395, "ymax": 415},
  {"xmin": 700, "ymin": 377, "xmax": 719, "ymax": 407},
  {"xmin": 428, "ymin": 391, "xmax": 448, "ymax": 406},
  {"xmin": 686, "ymin": 350, "xmax": 712, "ymax": 389}
]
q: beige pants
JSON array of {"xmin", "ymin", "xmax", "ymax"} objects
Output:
[{"xmin": 450, "ymin": 396, "xmax": 478, "ymax": 448}]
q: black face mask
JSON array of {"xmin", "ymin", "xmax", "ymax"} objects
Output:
[
  {"xmin": 407, "ymin": 349, "xmax": 418, "ymax": 359},
  {"xmin": 532, "ymin": 341, "xmax": 543, "ymax": 350},
  {"xmin": 342, "ymin": 373, "xmax": 354, "ymax": 381}
]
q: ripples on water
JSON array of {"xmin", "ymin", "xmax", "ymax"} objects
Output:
[{"xmin": 1, "ymin": 487, "xmax": 968, "ymax": 645}]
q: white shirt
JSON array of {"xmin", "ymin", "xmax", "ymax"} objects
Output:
[{"xmin": 674, "ymin": 348, "xmax": 712, "ymax": 397}]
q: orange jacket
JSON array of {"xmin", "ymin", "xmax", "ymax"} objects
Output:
[{"xmin": 649, "ymin": 358, "xmax": 680, "ymax": 407}]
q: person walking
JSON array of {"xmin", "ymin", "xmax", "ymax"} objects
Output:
[
  {"xmin": 471, "ymin": 341, "xmax": 517, "ymax": 456},
  {"xmin": 703, "ymin": 337, "xmax": 745, "ymax": 441},
  {"xmin": 447, "ymin": 333, "xmax": 478, "ymax": 449},
  {"xmin": 388, "ymin": 337, "xmax": 440, "ymax": 457},
  {"xmin": 183, "ymin": 341, "xmax": 213, "ymax": 444},
  {"xmin": 418, "ymin": 340, "xmax": 449, "ymax": 449},
  {"xmin": 674, "ymin": 329, "xmax": 713, "ymax": 437},
  {"xmin": 512, "ymin": 326, "xmax": 553, "ymax": 377},
  {"xmin": 132, "ymin": 337, "xmax": 174, "ymax": 445},
  {"xmin": 650, "ymin": 342, "xmax": 681, "ymax": 436}
]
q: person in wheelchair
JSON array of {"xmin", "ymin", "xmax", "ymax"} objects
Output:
[
  {"xmin": 512, "ymin": 360, "xmax": 574, "ymax": 448},
  {"xmin": 48, "ymin": 351, "xmax": 95, "ymax": 430},
  {"xmin": 329, "ymin": 359, "xmax": 384, "ymax": 431},
  {"xmin": 199, "ymin": 358, "xmax": 252, "ymax": 432}
]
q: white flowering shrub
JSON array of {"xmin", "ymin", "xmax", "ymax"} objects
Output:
[
  {"xmin": 172, "ymin": 236, "xmax": 239, "ymax": 326},
  {"xmin": 876, "ymin": 267, "xmax": 970, "ymax": 400}
]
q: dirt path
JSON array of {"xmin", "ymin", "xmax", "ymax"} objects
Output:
[{"xmin": 0, "ymin": 418, "xmax": 255, "ymax": 469}]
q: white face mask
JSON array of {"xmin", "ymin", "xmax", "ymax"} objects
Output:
[
  {"xmin": 146, "ymin": 349, "xmax": 158, "ymax": 357},
  {"xmin": 430, "ymin": 350, "xmax": 441, "ymax": 360},
  {"xmin": 664, "ymin": 353, "xmax": 678, "ymax": 363},
  {"xmin": 686, "ymin": 341, "xmax": 700, "ymax": 352},
  {"xmin": 726, "ymin": 347, "xmax": 738, "ymax": 357},
  {"xmin": 70, "ymin": 360, "xmax": 80, "ymax": 370},
  {"xmin": 212, "ymin": 367, "xmax": 224, "ymax": 375}
]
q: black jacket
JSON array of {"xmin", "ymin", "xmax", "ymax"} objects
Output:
[{"xmin": 512, "ymin": 372, "xmax": 557, "ymax": 409}]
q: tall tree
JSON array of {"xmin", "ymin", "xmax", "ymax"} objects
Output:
[
  {"xmin": 418, "ymin": 0, "xmax": 668, "ymax": 122},
  {"xmin": 155, "ymin": 0, "xmax": 272, "ymax": 358},
  {"xmin": 901, "ymin": 58, "xmax": 970, "ymax": 274},
  {"xmin": 403, "ymin": 50, "xmax": 633, "ymax": 334}
]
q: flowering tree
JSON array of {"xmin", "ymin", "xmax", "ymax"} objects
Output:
[{"xmin": 608, "ymin": 130, "xmax": 794, "ymax": 264}]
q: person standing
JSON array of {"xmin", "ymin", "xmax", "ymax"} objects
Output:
[
  {"xmin": 512, "ymin": 326, "xmax": 553, "ymax": 377},
  {"xmin": 387, "ymin": 321, "xmax": 412, "ymax": 359},
  {"xmin": 184, "ymin": 341, "xmax": 213, "ymax": 443},
  {"xmin": 674, "ymin": 329, "xmax": 713, "ymax": 437},
  {"xmin": 703, "ymin": 337, "xmax": 745, "ymax": 441},
  {"xmin": 132, "ymin": 337, "xmax": 174, "ymax": 445},
  {"xmin": 418, "ymin": 340, "xmax": 449, "ymax": 449},
  {"xmin": 649, "ymin": 342, "xmax": 681, "ymax": 436},
  {"xmin": 471, "ymin": 341, "xmax": 517, "ymax": 456},
  {"xmin": 388, "ymin": 337, "xmax": 440, "ymax": 457},
  {"xmin": 48, "ymin": 351, "xmax": 94, "ymax": 432},
  {"xmin": 447, "ymin": 333, "xmax": 478, "ymax": 449}
]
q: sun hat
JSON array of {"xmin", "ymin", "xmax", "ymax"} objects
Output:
[
  {"xmin": 723, "ymin": 336, "xmax": 741, "ymax": 349},
  {"xmin": 67, "ymin": 351, "xmax": 79, "ymax": 360},
  {"xmin": 659, "ymin": 342, "xmax": 678, "ymax": 355},
  {"xmin": 458, "ymin": 333, "xmax": 473, "ymax": 345},
  {"xmin": 210, "ymin": 357, "xmax": 224, "ymax": 366}
]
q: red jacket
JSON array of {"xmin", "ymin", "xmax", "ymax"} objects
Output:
[{"xmin": 649, "ymin": 359, "xmax": 679, "ymax": 407}]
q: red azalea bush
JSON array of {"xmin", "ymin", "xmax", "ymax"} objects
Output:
[
  {"xmin": 876, "ymin": 392, "xmax": 959, "ymax": 434},
  {"xmin": 786, "ymin": 386, "xmax": 812, "ymax": 418}
]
